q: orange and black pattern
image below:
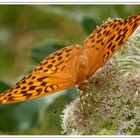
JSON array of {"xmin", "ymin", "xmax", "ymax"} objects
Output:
[{"xmin": 0, "ymin": 13, "xmax": 140, "ymax": 104}]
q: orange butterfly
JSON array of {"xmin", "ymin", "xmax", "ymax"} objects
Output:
[{"xmin": 0, "ymin": 13, "xmax": 140, "ymax": 104}]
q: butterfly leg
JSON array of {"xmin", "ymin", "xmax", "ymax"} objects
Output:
[
  {"xmin": 78, "ymin": 80, "xmax": 107, "ymax": 116},
  {"xmin": 79, "ymin": 92, "xmax": 86, "ymax": 114},
  {"xmin": 79, "ymin": 91, "xmax": 99, "ymax": 116},
  {"xmin": 78, "ymin": 81, "xmax": 90, "ymax": 114},
  {"xmin": 79, "ymin": 89, "xmax": 97, "ymax": 115}
]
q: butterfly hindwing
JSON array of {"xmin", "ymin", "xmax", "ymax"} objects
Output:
[
  {"xmin": 0, "ymin": 45, "xmax": 83, "ymax": 104},
  {"xmin": 34, "ymin": 45, "xmax": 83, "ymax": 74}
]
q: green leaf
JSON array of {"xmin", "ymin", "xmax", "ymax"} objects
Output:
[
  {"xmin": 0, "ymin": 98, "xmax": 46, "ymax": 133},
  {"xmin": 0, "ymin": 104, "xmax": 19, "ymax": 132},
  {"xmin": 82, "ymin": 17, "xmax": 99, "ymax": 34},
  {"xmin": 0, "ymin": 80, "xmax": 11, "ymax": 93}
]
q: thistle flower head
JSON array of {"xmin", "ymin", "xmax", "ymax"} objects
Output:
[{"xmin": 61, "ymin": 26, "xmax": 140, "ymax": 135}]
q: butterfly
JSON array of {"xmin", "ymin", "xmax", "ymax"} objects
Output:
[{"xmin": 0, "ymin": 13, "xmax": 140, "ymax": 104}]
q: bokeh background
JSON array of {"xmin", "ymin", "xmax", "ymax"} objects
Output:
[{"xmin": 0, "ymin": 5, "xmax": 139, "ymax": 135}]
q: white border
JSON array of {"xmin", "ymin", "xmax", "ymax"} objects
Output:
[
  {"xmin": 0, "ymin": 0, "xmax": 139, "ymax": 4},
  {"xmin": 0, "ymin": 1, "xmax": 139, "ymax": 139},
  {"xmin": 0, "ymin": 2, "xmax": 139, "ymax": 5},
  {"xmin": 1, "ymin": 135, "xmax": 140, "ymax": 137}
]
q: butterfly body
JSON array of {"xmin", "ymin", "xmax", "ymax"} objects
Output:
[{"xmin": 0, "ymin": 13, "xmax": 140, "ymax": 104}]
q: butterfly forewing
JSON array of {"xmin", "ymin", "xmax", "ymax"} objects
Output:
[
  {"xmin": 0, "ymin": 72, "xmax": 77, "ymax": 104},
  {"xmin": 83, "ymin": 18, "xmax": 122, "ymax": 75},
  {"xmin": 84, "ymin": 13, "xmax": 140, "ymax": 77}
]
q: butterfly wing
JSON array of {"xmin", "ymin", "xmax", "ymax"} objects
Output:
[
  {"xmin": 83, "ymin": 13, "xmax": 140, "ymax": 78},
  {"xmin": 0, "ymin": 45, "xmax": 83, "ymax": 104},
  {"xmin": 33, "ymin": 45, "xmax": 83, "ymax": 75},
  {"xmin": 0, "ymin": 72, "xmax": 75, "ymax": 104},
  {"xmin": 1, "ymin": 13, "xmax": 140, "ymax": 104}
]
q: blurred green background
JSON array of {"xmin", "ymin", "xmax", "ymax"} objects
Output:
[{"xmin": 0, "ymin": 5, "xmax": 139, "ymax": 135}]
